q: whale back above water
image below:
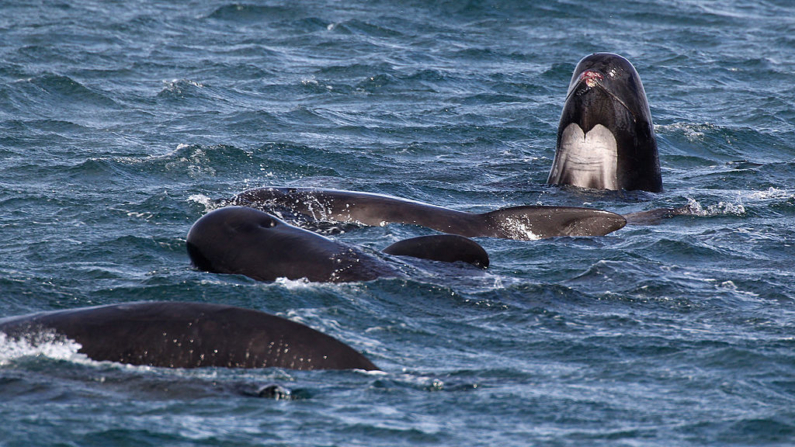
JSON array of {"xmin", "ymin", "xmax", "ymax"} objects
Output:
[
  {"xmin": 0, "ymin": 301, "xmax": 379, "ymax": 371},
  {"xmin": 383, "ymin": 234, "xmax": 490, "ymax": 268},
  {"xmin": 226, "ymin": 187, "xmax": 627, "ymax": 240},
  {"xmin": 187, "ymin": 207, "xmax": 491, "ymax": 283}
]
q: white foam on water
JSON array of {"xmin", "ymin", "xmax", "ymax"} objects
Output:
[
  {"xmin": 685, "ymin": 197, "xmax": 746, "ymax": 216},
  {"xmin": 0, "ymin": 331, "xmax": 88, "ymax": 366},
  {"xmin": 187, "ymin": 194, "xmax": 218, "ymax": 212},
  {"xmin": 657, "ymin": 122, "xmax": 716, "ymax": 142},
  {"xmin": 743, "ymin": 187, "xmax": 793, "ymax": 201},
  {"xmin": 161, "ymin": 78, "xmax": 204, "ymax": 94},
  {"xmin": 273, "ymin": 277, "xmax": 314, "ymax": 290}
]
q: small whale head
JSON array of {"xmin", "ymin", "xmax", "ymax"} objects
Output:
[
  {"xmin": 548, "ymin": 53, "xmax": 662, "ymax": 192},
  {"xmin": 187, "ymin": 207, "xmax": 279, "ymax": 275},
  {"xmin": 186, "ymin": 207, "xmax": 392, "ymax": 283},
  {"xmin": 566, "ymin": 53, "xmax": 652, "ymax": 123},
  {"xmin": 186, "ymin": 207, "xmax": 344, "ymax": 282}
]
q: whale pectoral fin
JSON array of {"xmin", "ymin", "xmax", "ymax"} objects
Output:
[
  {"xmin": 623, "ymin": 205, "xmax": 692, "ymax": 225},
  {"xmin": 382, "ymin": 235, "xmax": 489, "ymax": 268},
  {"xmin": 484, "ymin": 206, "xmax": 627, "ymax": 240}
]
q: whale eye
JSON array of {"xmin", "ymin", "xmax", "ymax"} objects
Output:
[{"xmin": 260, "ymin": 218, "xmax": 277, "ymax": 228}]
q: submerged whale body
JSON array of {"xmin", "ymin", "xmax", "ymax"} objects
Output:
[
  {"xmin": 0, "ymin": 301, "xmax": 379, "ymax": 371},
  {"xmin": 225, "ymin": 187, "xmax": 627, "ymax": 240},
  {"xmin": 187, "ymin": 207, "xmax": 490, "ymax": 283},
  {"xmin": 548, "ymin": 53, "xmax": 662, "ymax": 192}
]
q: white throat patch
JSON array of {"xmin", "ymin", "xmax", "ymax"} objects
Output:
[{"xmin": 550, "ymin": 123, "xmax": 618, "ymax": 190}]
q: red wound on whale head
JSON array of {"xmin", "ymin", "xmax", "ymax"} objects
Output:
[{"xmin": 579, "ymin": 70, "xmax": 603, "ymax": 87}]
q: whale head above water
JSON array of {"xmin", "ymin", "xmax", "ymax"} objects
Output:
[
  {"xmin": 186, "ymin": 206, "xmax": 397, "ymax": 283},
  {"xmin": 186, "ymin": 207, "xmax": 492, "ymax": 283},
  {"xmin": 547, "ymin": 53, "xmax": 662, "ymax": 193}
]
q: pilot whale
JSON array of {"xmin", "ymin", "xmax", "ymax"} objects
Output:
[
  {"xmin": 224, "ymin": 187, "xmax": 627, "ymax": 240},
  {"xmin": 187, "ymin": 206, "xmax": 490, "ymax": 283},
  {"xmin": 548, "ymin": 53, "xmax": 662, "ymax": 192},
  {"xmin": 0, "ymin": 301, "xmax": 378, "ymax": 371}
]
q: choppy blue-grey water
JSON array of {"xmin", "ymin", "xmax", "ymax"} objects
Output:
[{"xmin": 2, "ymin": 1, "xmax": 795, "ymax": 445}]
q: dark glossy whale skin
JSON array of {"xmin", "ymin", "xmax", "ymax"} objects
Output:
[
  {"xmin": 187, "ymin": 207, "xmax": 491, "ymax": 283},
  {"xmin": 383, "ymin": 234, "xmax": 490, "ymax": 268},
  {"xmin": 187, "ymin": 206, "xmax": 399, "ymax": 283},
  {"xmin": 0, "ymin": 301, "xmax": 379, "ymax": 371},
  {"xmin": 226, "ymin": 187, "xmax": 627, "ymax": 240},
  {"xmin": 548, "ymin": 53, "xmax": 662, "ymax": 192}
]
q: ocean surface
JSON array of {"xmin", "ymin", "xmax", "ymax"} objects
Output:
[{"xmin": 2, "ymin": 0, "xmax": 795, "ymax": 445}]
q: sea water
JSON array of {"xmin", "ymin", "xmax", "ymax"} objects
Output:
[{"xmin": 1, "ymin": 1, "xmax": 795, "ymax": 445}]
